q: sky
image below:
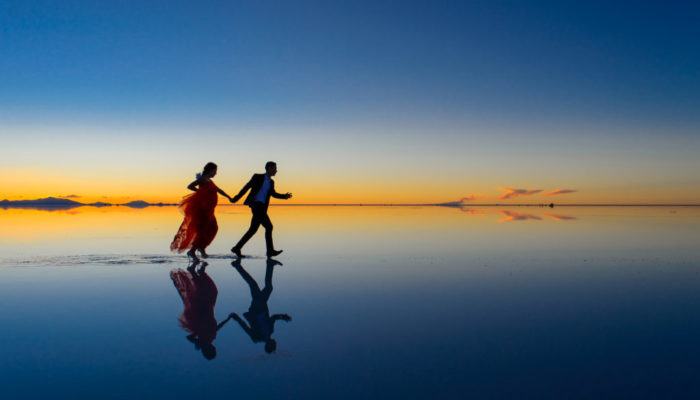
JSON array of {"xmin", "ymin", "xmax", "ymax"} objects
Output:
[{"xmin": 1, "ymin": 0, "xmax": 699, "ymax": 204}]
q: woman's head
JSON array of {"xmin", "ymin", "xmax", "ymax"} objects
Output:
[
  {"xmin": 201, "ymin": 343, "xmax": 217, "ymax": 360},
  {"xmin": 202, "ymin": 162, "xmax": 217, "ymax": 178}
]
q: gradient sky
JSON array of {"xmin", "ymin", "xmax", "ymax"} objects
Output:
[{"xmin": 1, "ymin": 0, "xmax": 699, "ymax": 204}]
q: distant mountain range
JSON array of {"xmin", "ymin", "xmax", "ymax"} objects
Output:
[{"xmin": 0, "ymin": 197, "xmax": 177, "ymax": 210}]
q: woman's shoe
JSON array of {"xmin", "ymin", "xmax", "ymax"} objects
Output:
[{"xmin": 198, "ymin": 248, "xmax": 209, "ymax": 258}]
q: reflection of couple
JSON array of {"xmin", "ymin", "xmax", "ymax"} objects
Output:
[
  {"xmin": 170, "ymin": 259, "xmax": 291, "ymax": 359},
  {"xmin": 170, "ymin": 161, "xmax": 292, "ymax": 262}
]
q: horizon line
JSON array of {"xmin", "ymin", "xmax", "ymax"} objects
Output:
[
  {"xmin": 2, "ymin": 197, "xmax": 699, "ymax": 208},
  {"xmin": 256, "ymin": 203, "xmax": 700, "ymax": 207}
]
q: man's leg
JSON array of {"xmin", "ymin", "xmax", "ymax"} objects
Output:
[
  {"xmin": 260, "ymin": 259, "xmax": 275, "ymax": 301},
  {"xmin": 233, "ymin": 206, "xmax": 262, "ymax": 252},
  {"xmin": 259, "ymin": 210, "xmax": 275, "ymax": 253},
  {"xmin": 233, "ymin": 261, "xmax": 261, "ymax": 298}
]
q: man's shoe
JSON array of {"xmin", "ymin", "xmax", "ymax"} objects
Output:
[
  {"xmin": 267, "ymin": 249, "xmax": 283, "ymax": 258},
  {"xmin": 231, "ymin": 247, "xmax": 242, "ymax": 258},
  {"xmin": 267, "ymin": 259, "xmax": 283, "ymax": 267}
]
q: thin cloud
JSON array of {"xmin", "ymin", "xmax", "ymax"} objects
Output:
[
  {"xmin": 61, "ymin": 194, "xmax": 80, "ymax": 199},
  {"xmin": 542, "ymin": 189, "xmax": 577, "ymax": 197},
  {"xmin": 460, "ymin": 194, "xmax": 484, "ymax": 202},
  {"xmin": 458, "ymin": 208, "xmax": 486, "ymax": 215},
  {"xmin": 543, "ymin": 213, "xmax": 577, "ymax": 221},
  {"xmin": 497, "ymin": 188, "xmax": 542, "ymax": 200},
  {"xmin": 497, "ymin": 210, "xmax": 542, "ymax": 222}
]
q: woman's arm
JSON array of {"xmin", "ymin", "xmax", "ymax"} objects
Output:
[
  {"xmin": 217, "ymin": 187, "xmax": 233, "ymax": 201},
  {"xmin": 216, "ymin": 314, "xmax": 234, "ymax": 331},
  {"xmin": 187, "ymin": 178, "xmax": 204, "ymax": 192}
]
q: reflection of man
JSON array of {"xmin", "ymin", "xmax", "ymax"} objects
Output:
[
  {"xmin": 230, "ymin": 161, "xmax": 292, "ymax": 258},
  {"xmin": 230, "ymin": 259, "xmax": 291, "ymax": 353}
]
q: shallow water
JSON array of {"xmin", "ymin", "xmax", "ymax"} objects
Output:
[{"xmin": 1, "ymin": 205, "xmax": 699, "ymax": 399}]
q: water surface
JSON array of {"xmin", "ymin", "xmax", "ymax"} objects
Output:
[{"xmin": 1, "ymin": 205, "xmax": 699, "ymax": 399}]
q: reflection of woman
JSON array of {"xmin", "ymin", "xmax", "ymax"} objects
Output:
[
  {"xmin": 170, "ymin": 162, "xmax": 233, "ymax": 261},
  {"xmin": 230, "ymin": 259, "xmax": 291, "ymax": 353},
  {"xmin": 170, "ymin": 263, "xmax": 232, "ymax": 360}
]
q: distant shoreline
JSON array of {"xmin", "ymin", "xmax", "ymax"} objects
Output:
[
  {"xmin": 1, "ymin": 197, "xmax": 698, "ymax": 210},
  {"xmin": 2, "ymin": 203, "xmax": 698, "ymax": 210},
  {"xmin": 0, "ymin": 197, "xmax": 178, "ymax": 211},
  {"xmin": 255, "ymin": 204, "xmax": 700, "ymax": 207}
]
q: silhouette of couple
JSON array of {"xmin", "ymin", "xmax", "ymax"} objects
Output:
[
  {"xmin": 170, "ymin": 259, "xmax": 291, "ymax": 359},
  {"xmin": 170, "ymin": 161, "xmax": 292, "ymax": 262}
]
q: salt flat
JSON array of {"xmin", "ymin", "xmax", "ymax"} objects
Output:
[{"xmin": 1, "ymin": 206, "xmax": 699, "ymax": 399}]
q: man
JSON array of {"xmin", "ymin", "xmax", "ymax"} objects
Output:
[
  {"xmin": 230, "ymin": 161, "xmax": 292, "ymax": 258},
  {"xmin": 229, "ymin": 259, "xmax": 291, "ymax": 354}
]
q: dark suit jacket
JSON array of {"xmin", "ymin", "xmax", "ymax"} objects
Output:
[{"xmin": 234, "ymin": 174, "xmax": 285, "ymax": 208}]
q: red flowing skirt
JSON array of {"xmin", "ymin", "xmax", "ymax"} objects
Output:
[
  {"xmin": 170, "ymin": 268, "xmax": 219, "ymax": 343},
  {"xmin": 170, "ymin": 181, "xmax": 219, "ymax": 252}
]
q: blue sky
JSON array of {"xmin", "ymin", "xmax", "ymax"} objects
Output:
[
  {"xmin": 3, "ymin": 0, "xmax": 698, "ymax": 124},
  {"xmin": 1, "ymin": 1, "xmax": 699, "ymax": 203}
]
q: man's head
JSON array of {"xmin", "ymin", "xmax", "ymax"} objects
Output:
[
  {"xmin": 264, "ymin": 338, "xmax": 277, "ymax": 353},
  {"xmin": 265, "ymin": 161, "xmax": 277, "ymax": 177}
]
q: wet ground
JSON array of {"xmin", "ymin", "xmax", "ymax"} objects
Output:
[{"xmin": 1, "ymin": 205, "xmax": 699, "ymax": 399}]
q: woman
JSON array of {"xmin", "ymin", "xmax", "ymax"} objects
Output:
[
  {"xmin": 170, "ymin": 263, "xmax": 233, "ymax": 360},
  {"xmin": 170, "ymin": 162, "xmax": 232, "ymax": 261}
]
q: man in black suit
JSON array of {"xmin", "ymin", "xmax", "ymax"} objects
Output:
[
  {"xmin": 229, "ymin": 258, "xmax": 291, "ymax": 353},
  {"xmin": 230, "ymin": 161, "xmax": 292, "ymax": 258}
]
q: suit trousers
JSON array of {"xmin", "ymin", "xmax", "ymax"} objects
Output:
[{"xmin": 235, "ymin": 202, "xmax": 274, "ymax": 252}]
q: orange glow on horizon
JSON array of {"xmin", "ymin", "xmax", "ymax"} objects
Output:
[{"xmin": 1, "ymin": 167, "xmax": 699, "ymax": 205}]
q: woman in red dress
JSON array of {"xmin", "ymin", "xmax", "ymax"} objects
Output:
[
  {"xmin": 170, "ymin": 162, "xmax": 232, "ymax": 261},
  {"xmin": 170, "ymin": 264, "xmax": 234, "ymax": 360}
]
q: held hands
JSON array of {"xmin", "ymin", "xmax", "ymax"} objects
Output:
[{"xmin": 227, "ymin": 193, "xmax": 289, "ymax": 202}]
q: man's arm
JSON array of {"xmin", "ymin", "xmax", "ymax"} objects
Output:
[
  {"xmin": 231, "ymin": 176, "xmax": 254, "ymax": 203},
  {"xmin": 271, "ymin": 183, "xmax": 292, "ymax": 200},
  {"xmin": 270, "ymin": 314, "xmax": 292, "ymax": 330},
  {"xmin": 271, "ymin": 313, "xmax": 292, "ymax": 322},
  {"xmin": 230, "ymin": 313, "xmax": 253, "ymax": 337}
]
